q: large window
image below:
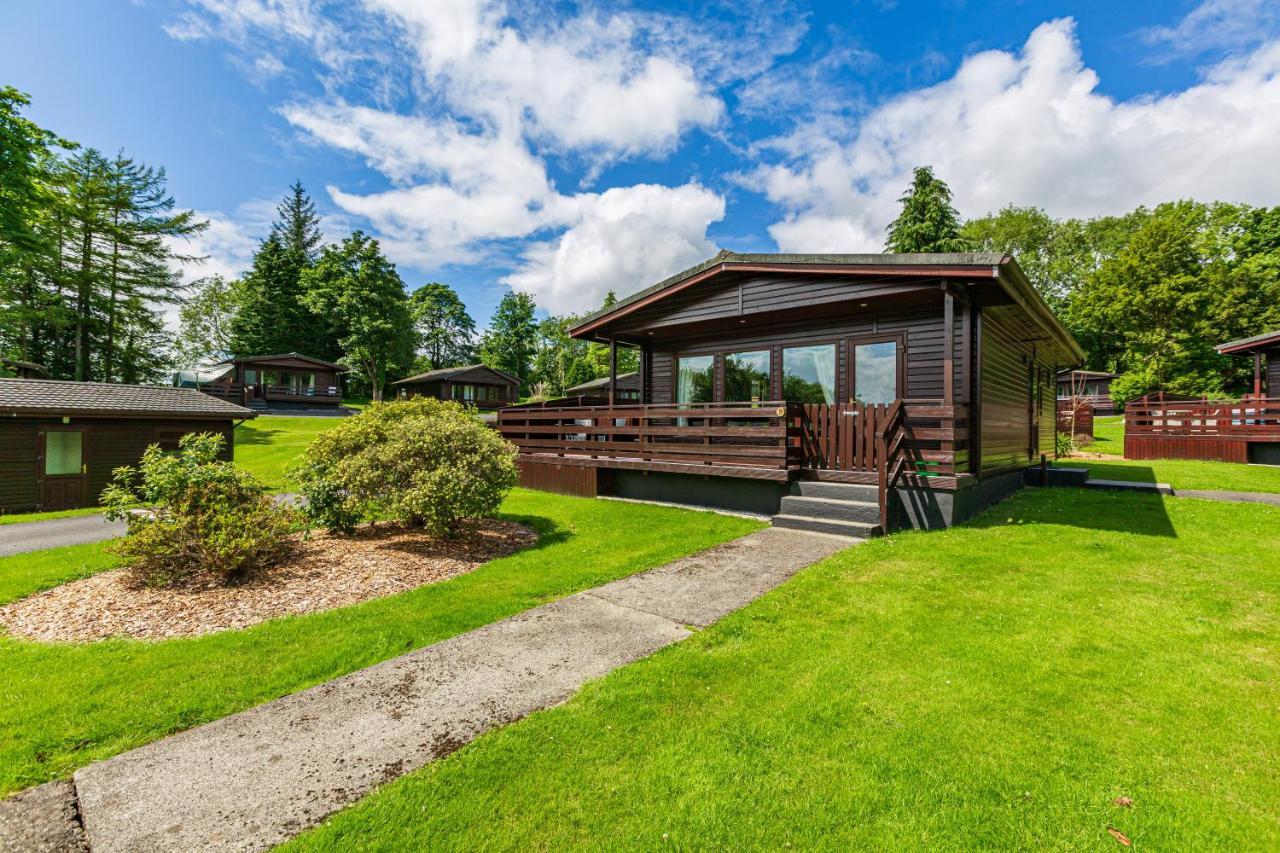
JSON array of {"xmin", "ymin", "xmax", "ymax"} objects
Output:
[
  {"xmin": 724, "ymin": 350, "xmax": 770, "ymax": 402},
  {"xmin": 853, "ymin": 340, "xmax": 899, "ymax": 405},
  {"xmin": 782, "ymin": 345, "xmax": 836, "ymax": 404},
  {"xmin": 676, "ymin": 355, "xmax": 714, "ymax": 404},
  {"xmin": 44, "ymin": 431, "xmax": 83, "ymax": 476}
]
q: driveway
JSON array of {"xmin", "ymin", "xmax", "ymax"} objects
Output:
[{"xmin": 0, "ymin": 514, "xmax": 125, "ymax": 557}]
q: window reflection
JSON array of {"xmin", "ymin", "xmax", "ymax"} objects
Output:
[
  {"xmin": 782, "ymin": 345, "xmax": 836, "ymax": 403},
  {"xmin": 676, "ymin": 355, "xmax": 714, "ymax": 404},
  {"xmin": 854, "ymin": 341, "xmax": 898, "ymax": 404},
  {"xmin": 724, "ymin": 350, "xmax": 770, "ymax": 402}
]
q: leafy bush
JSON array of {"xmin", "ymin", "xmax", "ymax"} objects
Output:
[
  {"xmin": 101, "ymin": 433, "xmax": 298, "ymax": 587},
  {"xmin": 294, "ymin": 397, "xmax": 518, "ymax": 535}
]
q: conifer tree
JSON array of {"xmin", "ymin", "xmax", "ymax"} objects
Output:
[
  {"xmin": 272, "ymin": 180, "xmax": 323, "ymax": 262},
  {"xmin": 884, "ymin": 166, "xmax": 970, "ymax": 253},
  {"xmin": 410, "ymin": 282, "xmax": 475, "ymax": 368}
]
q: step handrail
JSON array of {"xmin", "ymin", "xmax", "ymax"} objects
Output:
[{"xmin": 874, "ymin": 399, "xmax": 908, "ymax": 533}]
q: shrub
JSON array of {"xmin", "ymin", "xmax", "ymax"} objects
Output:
[
  {"xmin": 101, "ymin": 433, "xmax": 298, "ymax": 587},
  {"xmin": 294, "ymin": 397, "xmax": 518, "ymax": 535}
]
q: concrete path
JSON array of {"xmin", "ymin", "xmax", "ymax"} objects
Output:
[
  {"xmin": 0, "ymin": 514, "xmax": 124, "ymax": 558},
  {"xmin": 1, "ymin": 526, "xmax": 852, "ymax": 853},
  {"xmin": 1174, "ymin": 488, "xmax": 1280, "ymax": 507}
]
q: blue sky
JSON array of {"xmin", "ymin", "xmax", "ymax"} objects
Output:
[{"xmin": 5, "ymin": 0, "xmax": 1280, "ymax": 326}]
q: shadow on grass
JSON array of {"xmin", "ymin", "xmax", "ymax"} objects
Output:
[{"xmin": 968, "ymin": 483, "xmax": 1177, "ymax": 538}]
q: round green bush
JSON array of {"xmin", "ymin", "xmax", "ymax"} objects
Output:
[{"xmin": 294, "ymin": 397, "xmax": 518, "ymax": 535}]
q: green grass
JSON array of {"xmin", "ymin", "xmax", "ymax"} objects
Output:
[
  {"xmin": 1084, "ymin": 414, "xmax": 1125, "ymax": 455},
  {"xmin": 0, "ymin": 489, "xmax": 760, "ymax": 795},
  {"xmin": 233, "ymin": 415, "xmax": 347, "ymax": 490},
  {"xmin": 289, "ymin": 489, "xmax": 1280, "ymax": 851},
  {"xmin": 0, "ymin": 506, "xmax": 105, "ymax": 525},
  {"xmin": 1058, "ymin": 456, "xmax": 1280, "ymax": 494}
]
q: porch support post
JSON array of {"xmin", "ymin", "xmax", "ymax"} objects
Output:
[
  {"xmin": 609, "ymin": 338, "xmax": 618, "ymax": 406},
  {"xmin": 639, "ymin": 341, "xmax": 648, "ymax": 404},
  {"xmin": 943, "ymin": 288, "xmax": 955, "ymax": 406},
  {"xmin": 1255, "ymin": 352, "xmax": 1263, "ymax": 398}
]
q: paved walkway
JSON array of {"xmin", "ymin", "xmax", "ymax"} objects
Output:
[
  {"xmin": 0, "ymin": 526, "xmax": 852, "ymax": 853},
  {"xmin": 1174, "ymin": 488, "xmax": 1280, "ymax": 507},
  {"xmin": 0, "ymin": 514, "xmax": 124, "ymax": 558}
]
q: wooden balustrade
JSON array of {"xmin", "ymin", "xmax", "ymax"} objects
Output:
[{"xmin": 1124, "ymin": 393, "xmax": 1280, "ymax": 462}]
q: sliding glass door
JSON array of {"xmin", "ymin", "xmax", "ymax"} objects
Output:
[{"xmin": 782, "ymin": 344, "xmax": 836, "ymax": 404}]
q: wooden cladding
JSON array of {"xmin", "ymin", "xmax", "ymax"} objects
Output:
[
  {"xmin": 1057, "ymin": 400, "xmax": 1094, "ymax": 438},
  {"xmin": 515, "ymin": 459, "xmax": 600, "ymax": 497},
  {"xmin": 1124, "ymin": 394, "xmax": 1280, "ymax": 462}
]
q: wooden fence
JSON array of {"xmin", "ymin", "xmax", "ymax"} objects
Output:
[{"xmin": 1124, "ymin": 393, "xmax": 1280, "ymax": 462}]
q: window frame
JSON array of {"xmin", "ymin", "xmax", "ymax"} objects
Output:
[{"xmin": 846, "ymin": 332, "xmax": 907, "ymax": 405}]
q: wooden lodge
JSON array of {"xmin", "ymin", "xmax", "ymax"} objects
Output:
[
  {"xmin": 563, "ymin": 372, "xmax": 642, "ymax": 402},
  {"xmin": 1122, "ymin": 330, "xmax": 1280, "ymax": 464},
  {"xmin": 498, "ymin": 252, "xmax": 1085, "ymax": 532},
  {"xmin": 1056, "ymin": 369, "xmax": 1117, "ymax": 414},
  {"xmin": 393, "ymin": 365, "xmax": 520, "ymax": 410},
  {"xmin": 192, "ymin": 353, "xmax": 346, "ymax": 411},
  {"xmin": 0, "ymin": 378, "xmax": 254, "ymax": 512}
]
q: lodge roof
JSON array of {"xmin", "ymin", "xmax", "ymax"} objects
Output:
[
  {"xmin": 392, "ymin": 364, "xmax": 520, "ymax": 386},
  {"xmin": 564, "ymin": 372, "xmax": 641, "ymax": 394},
  {"xmin": 570, "ymin": 251, "xmax": 1086, "ymax": 364},
  {"xmin": 0, "ymin": 378, "xmax": 257, "ymax": 420},
  {"xmin": 218, "ymin": 352, "xmax": 347, "ymax": 371},
  {"xmin": 1056, "ymin": 369, "xmax": 1117, "ymax": 379},
  {"xmin": 1217, "ymin": 329, "xmax": 1280, "ymax": 355}
]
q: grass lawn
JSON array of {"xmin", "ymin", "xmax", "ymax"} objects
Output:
[
  {"xmin": 0, "ymin": 489, "xmax": 761, "ymax": 795},
  {"xmin": 1085, "ymin": 414, "xmax": 1125, "ymax": 455},
  {"xmin": 1059, "ymin": 455, "xmax": 1280, "ymax": 494},
  {"xmin": 233, "ymin": 415, "xmax": 347, "ymax": 490},
  {"xmin": 0, "ymin": 506, "xmax": 105, "ymax": 526},
  {"xmin": 290, "ymin": 489, "xmax": 1280, "ymax": 851}
]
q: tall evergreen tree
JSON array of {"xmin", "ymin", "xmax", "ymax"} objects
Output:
[
  {"xmin": 410, "ymin": 282, "xmax": 475, "ymax": 368},
  {"xmin": 885, "ymin": 166, "xmax": 969, "ymax": 253},
  {"xmin": 479, "ymin": 290, "xmax": 538, "ymax": 390},
  {"xmin": 301, "ymin": 232, "xmax": 415, "ymax": 401},
  {"xmin": 272, "ymin": 180, "xmax": 323, "ymax": 262}
]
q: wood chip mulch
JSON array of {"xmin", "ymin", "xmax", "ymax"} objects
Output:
[{"xmin": 0, "ymin": 519, "xmax": 537, "ymax": 644}]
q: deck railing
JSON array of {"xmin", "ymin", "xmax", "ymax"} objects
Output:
[
  {"xmin": 1126, "ymin": 394, "xmax": 1280, "ymax": 438},
  {"xmin": 497, "ymin": 401, "xmax": 801, "ymax": 479}
]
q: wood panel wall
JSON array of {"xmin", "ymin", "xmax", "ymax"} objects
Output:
[
  {"xmin": 0, "ymin": 417, "xmax": 237, "ymax": 512},
  {"xmin": 515, "ymin": 459, "xmax": 600, "ymax": 498},
  {"xmin": 1124, "ymin": 436, "xmax": 1249, "ymax": 463},
  {"xmin": 979, "ymin": 304, "xmax": 1057, "ymax": 475},
  {"xmin": 645, "ymin": 296, "xmax": 964, "ymax": 407}
]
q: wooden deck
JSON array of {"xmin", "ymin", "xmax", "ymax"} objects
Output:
[{"xmin": 1125, "ymin": 394, "xmax": 1280, "ymax": 462}]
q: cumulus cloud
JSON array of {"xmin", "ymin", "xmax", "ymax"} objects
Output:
[
  {"xmin": 174, "ymin": 209, "xmax": 262, "ymax": 285},
  {"xmin": 1142, "ymin": 0, "xmax": 1280, "ymax": 60},
  {"xmin": 503, "ymin": 183, "xmax": 725, "ymax": 313},
  {"xmin": 753, "ymin": 18, "xmax": 1280, "ymax": 253}
]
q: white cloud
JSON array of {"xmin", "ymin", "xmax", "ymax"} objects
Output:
[
  {"xmin": 753, "ymin": 18, "xmax": 1280, "ymax": 253},
  {"xmin": 174, "ymin": 208, "xmax": 262, "ymax": 285},
  {"xmin": 1142, "ymin": 0, "xmax": 1280, "ymax": 60},
  {"xmin": 503, "ymin": 183, "xmax": 725, "ymax": 313}
]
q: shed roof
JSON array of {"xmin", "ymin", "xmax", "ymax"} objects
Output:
[
  {"xmin": 568, "ymin": 250, "xmax": 1085, "ymax": 364},
  {"xmin": 1056, "ymin": 369, "xmax": 1117, "ymax": 380},
  {"xmin": 0, "ymin": 378, "xmax": 256, "ymax": 420},
  {"xmin": 1217, "ymin": 329, "xmax": 1280, "ymax": 355},
  {"xmin": 392, "ymin": 364, "xmax": 520, "ymax": 386},
  {"xmin": 1, "ymin": 358, "xmax": 50, "ymax": 378}
]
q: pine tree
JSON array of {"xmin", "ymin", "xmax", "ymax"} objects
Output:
[
  {"xmin": 228, "ymin": 234, "xmax": 302, "ymax": 356},
  {"xmin": 884, "ymin": 166, "xmax": 970, "ymax": 253},
  {"xmin": 272, "ymin": 180, "xmax": 323, "ymax": 262}
]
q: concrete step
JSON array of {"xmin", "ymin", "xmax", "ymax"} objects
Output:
[
  {"xmin": 795, "ymin": 480, "xmax": 878, "ymax": 502},
  {"xmin": 779, "ymin": 494, "xmax": 880, "ymax": 524},
  {"xmin": 770, "ymin": 513, "xmax": 879, "ymax": 539}
]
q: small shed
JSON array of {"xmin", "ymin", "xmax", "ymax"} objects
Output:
[
  {"xmin": 1056, "ymin": 369, "xmax": 1118, "ymax": 414},
  {"xmin": 1, "ymin": 359, "xmax": 51, "ymax": 380},
  {"xmin": 1217, "ymin": 329, "xmax": 1280, "ymax": 397},
  {"xmin": 392, "ymin": 365, "xmax": 520, "ymax": 410},
  {"xmin": 0, "ymin": 378, "xmax": 255, "ymax": 513},
  {"xmin": 564, "ymin": 372, "xmax": 642, "ymax": 402}
]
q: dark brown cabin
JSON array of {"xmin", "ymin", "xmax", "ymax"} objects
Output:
[
  {"xmin": 1056, "ymin": 369, "xmax": 1117, "ymax": 415},
  {"xmin": 1218, "ymin": 329, "xmax": 1280, "ymax": 397},
  {"xmin": 498, "ymin": 252, "xmax": 1084, "ymax": 532},
  {"xmin": 393, "ymin": 365, "xmax": 519, "ymax": 410},
  {"xmin": 564, "ymin": 372, "xmax": 642, "ymax": 402},
  {"xmin": 0, "ymin": 378, "xmax": 255, "ymax": 513},
  {"xmin": 197, "ymin": 353, "xmax": 346, "ymax": 411}
]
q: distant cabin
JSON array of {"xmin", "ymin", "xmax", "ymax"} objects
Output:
[
  {"xmin": 181, "ymin": 353, "xmax": 346, "ymax": 411},
  {"xmin": 1, "ymin": 358, "xmax": 51, "ymax": 380},
  {"xmin": 563, "ymin": 372, "xmax": 641, "ymax": 403},
  {"xmin": 0, "ymin": 378, "xmax": 254, "ymax": 512},
  {"xmin": 393, "ymin": 365, "xmax": 519, "ymax": 410},
  {"xmin": 1056, "ymin": 369, "xmax": 1118, "ymax": 414},
  {"xmin": 1217, "ymin": 329, "xmax": 1280, "ymax": 397}
]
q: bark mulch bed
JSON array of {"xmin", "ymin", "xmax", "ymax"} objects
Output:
[{"xmin": 0, "ymin": 519, "xmax": 537, "ymax": 644}]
